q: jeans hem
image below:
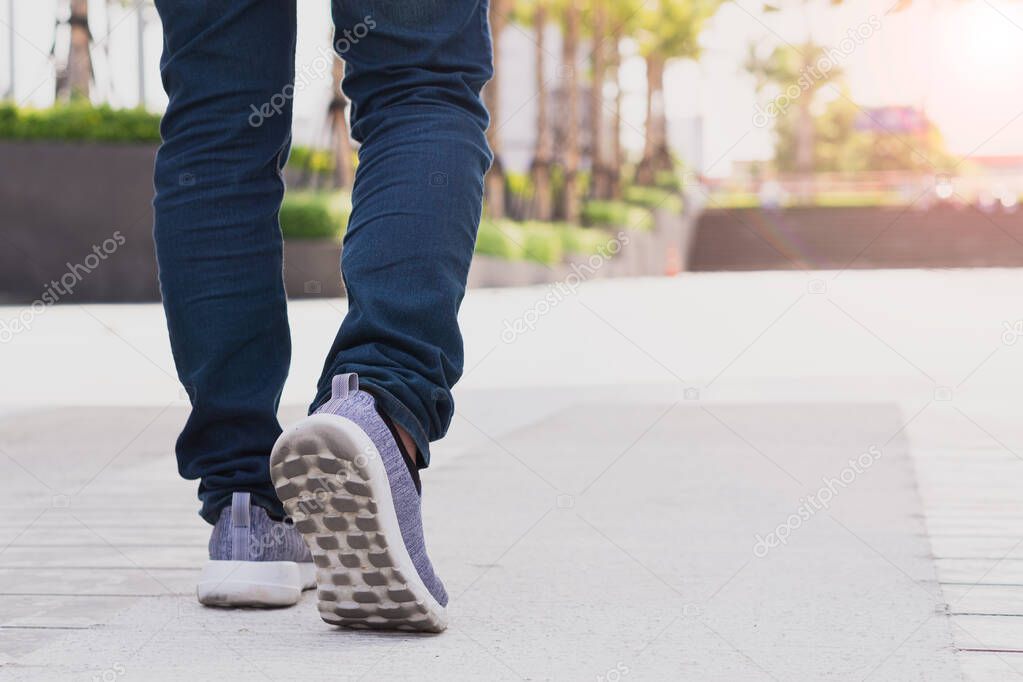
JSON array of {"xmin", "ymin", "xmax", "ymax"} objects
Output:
[{"xmin": 199, "ymin": 487, "xmax": 285, "ymax": 526}]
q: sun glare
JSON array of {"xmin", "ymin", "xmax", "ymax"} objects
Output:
[{"xmin": 955, "ymin": 1, "xmax": 1023, "ymax": 72}]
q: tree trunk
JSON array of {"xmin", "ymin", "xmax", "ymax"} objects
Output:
[
  {"xmin": 135, "ymin": 5, "xmax": 146, "ymax": 106},
  {"xmin": 635, "ymin": 53, "xmax": 672, "ymax": 187},
  {"xmin": 609, "ymin": 28, "xmax": 624, "ymax": 199},
  {"xmin": 793, "ymin": 94, "xmax": 815, "ymax": 203},
  {"xmin": 65, "ymin": 0, "xmax": 92, "ymax": 100},
  {"xmin": 329, "ymin": 54, "xmax": 355, "ymax": 189},
  {"xmin": 589, "ymin": 0, "xmax": 611, "ymax": 200},
  {"xmin": 6, "ymin": 0, "xmax": 15, "ymax": 99},
  {"xmin": 529, "ymin": 0, "xmax": 553, "ymax": 221},
  {"xmin": 796, "ymin": 92, "xmax": 814, "ymax": 174},
  {"xmin": 484, "ymin": 0, "xmax": 508, "ymax": 219},
  {"xmin": 560, "ymin": 0, "xmax": 581, "ymax": 223}
]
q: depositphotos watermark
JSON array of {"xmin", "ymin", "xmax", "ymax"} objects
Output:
[
  {"xmin": 752, "ymin": 15, "xmax": 882, "ymax": 128},
  {"xmin": 1002, "ymin": 319, "xmax": 1023, "ymax": 346},
  {"xmin": 500, "ymin": 231, "xmax": 631, "ymax": 343},
  {"xmin": 91, "ymin": 663, "xmax": 126, "ymax": 682},
  {"xmin": 287, "ymin": 446, "xmax": 373, "ymax": 522},
  {"xmin": 596, "ymin": 662, "xmax": 630, "ymax": 682},
  {"xmin": 248, "ymin": 15, "xmax": 376, "ymax": 128},
  {"xmin": 752, "ymin": 445, "xmax": 883, "ymax": 558},
  {"xmin": 0, "ymin": 231, "xmax": 126, "ymax": 344}
]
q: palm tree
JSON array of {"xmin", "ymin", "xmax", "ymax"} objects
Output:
[
  {"xmin": 587, "ymin": 0, "xmax": 612, "ymax": 200},
  {"xmin": 600, "ymin": 0, "xmax": 643, "ymax": 199},
  {"xmin": 559, "ymin": 0, "xmax": 582, "ymax": 222},
  {"xmin": 6, "ymin": 0, "xmax": 16, "ymax": 99},
  {"xmin": 58, "ymin": 0, "xmax": 92, "ymax": 100},
  {"xmin": 134, "ymin": 1, "xmax": 148, "ymax": 106},
  {"xmin": 634, "ymin": 0, "xmax": 723, "ymax": 186},
  {"xmin": 608, "ymin": 25, "xmax": 624, "ymax": 199},
  {"xmin": 328, "ymin": 50, "xmax": 355, "ymax": 189},
  {"xmin": 526, "ymin": 0, "xmax": 555, "ymax": 220},
  {"xmin": 484, "ymin": 0, "xmax": 512, "ymax": 219},
  {"xmin": 752, "ymin": 0, "xmax": 918, "ymax": 179},
  {"xmin": 745, "ymin": 42, "xmax": 842, "ymax": 177}
]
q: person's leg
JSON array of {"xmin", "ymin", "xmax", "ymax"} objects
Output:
[
  {"xmin": 309, "ymin": 0, "xmax": 494, "ymax": 464},
  {"xmin": 153, "ymin": 0, "xmax": 296, "ymax": 524},
  {"xmin": 272, "ymin": 0, "xmax": 492, "ymax": 632}
]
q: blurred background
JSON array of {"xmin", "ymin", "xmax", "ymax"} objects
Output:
[
  {"xmin": 4, "ymin": 1, "xmax": 1023, "ymax": 679},
  {"xmin": 6, "ymin": 0, "xmax": 1023, "ymax": 304}
]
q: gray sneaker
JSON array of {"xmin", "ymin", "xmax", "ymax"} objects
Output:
[
  {"xmin": 197, "ymin": 492, "xmax": 315, "ymax": 607},
  {"xmin": 270, "ymin": 373, "xmax": 448, "ymax": 632}
]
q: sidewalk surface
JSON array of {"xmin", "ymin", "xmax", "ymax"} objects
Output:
[{"xmin": 2, "ymin": 270, "xmax": 1023, "ymax": 680}]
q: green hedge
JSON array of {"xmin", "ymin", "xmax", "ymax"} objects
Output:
[
  {"xmin": 280, "ymin": 192, "xmax": 350, "ymax": 240},
  {"xmin": 477, "ymin": 219, "xmax": 617, "ymax": 264},
  {"xmin": 707, "ymin": 192, "xmax": 760, "ymax": 209},
  {"xmin": 811, "ymin": 191, "xmax": 904, "ymax": 208},
  {"xmin": 503, "ymin": 169, "xmax": 592, "ymax": 208},
  {"xmin": 623, "ymin": 185, "xmax": 683, "ymax": 213},
  {"xmin": 556, "ymin": 223, "xmax": 613, "ymax": 256},
  {"xmin": 706, "ymin": 191, "xmax": 907, "ymax": 209},
  {"xmin": 476, "ymin": 219, "xmax": 525, "ymax": 261},
  {"xmin": 581, "ymin": 200, "xmax": 653, "ymax": 231},
  {"xmin": 518, "ymin": 221, "xmax": 611, "ymax": 257},
  {"xmin": 505, "ymin": 171, "xmax": 534, "ymax": 203},
  {"xmin": 478, "ymin": 219, "xmax": 566, "ymax": 264},
  {"xmin": 522, "ymin": 227, "xmax": 564, "ymax": 265},
  {"xmin": 0, "ymin": 102, "xmax": 161, "ymax": 142},
  {"xmin": 287, "ymin": 146, "xmax": 335, "ymax": 175},
  {"xmin": 652, "ymin": 170, "xmax": 682, "ymax": 191}
]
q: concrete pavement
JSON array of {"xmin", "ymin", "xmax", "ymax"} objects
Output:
[{"xmin": 3, "ymin": 270, "xmax": 1023, "ymax": 679}]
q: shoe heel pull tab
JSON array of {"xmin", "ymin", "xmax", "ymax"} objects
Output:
[
  {"xmin": 331, "ymin": 373, "xmax": 359, "ymax": 400},
  {"xmin": 230, "ymin": 492, "xmax": 251, "ymax": 561}
]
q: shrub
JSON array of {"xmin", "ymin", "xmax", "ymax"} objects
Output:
[
  {"xmin": 654, "ymin": 170, "xmax": 682, "ymax": 191},
  {"xmin": 287, "ymin": 145, "xmax": 335, "ymax": 176},
  {"xmin": 812, "ymin": 191, "xmax": 902, "ymax": 208},
  {"xmin": 280, "ymin": 193, "xmax": 348, "ymax": 240},
  {"xmin": 556, "ymin": 223, "xmax": 614, "ymax": 256},
  {"xmin": 520, "ymin": 221, "xmax": 610, "ymax": 256},
  {"xmin": 505, "ymin": 171, "xmax": 534, "ymax": 202},
  {"xmin": 476, "ymin": 219, "xmax": 524, "ymax": 260},
  {"xmin": 705, "ymin": 192, "xmax": 903, "ymax": 210},
  {"xmin": 0, "ymin": 102, "xmax": 161, "ymax": 142},
  {"xmin": 623, "ymin": 185, "xmax": 683, "ymax": 213},
  {"xmin": 708, "ymin": 192, "xmax": 760, "ymax": 209},
  {"xmin": 546, "ymin": 166, "xmax": 591, "ymax": 212},
  {"xmin": 521, "ymin": 226, "xmax": 564, "ymax": 265},
  {"xmin": 582, "ymin": 200, "xmax": 653, "ymax": 231},
  {"xmin": 582, "ymin": 200, "xmax": 625, "ymax": 226},
  {"xmin": 476, "ymin": 218, "xmax": 623, "ymax": 264}
]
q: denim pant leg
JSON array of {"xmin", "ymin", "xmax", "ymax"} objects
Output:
[
  {"xmin": 310, "ymin": 1, "xmax": 494, "ymax": 465},
  {"xmin": 153, "ymin": 0, "xmax": 297, "ymax": 523}
]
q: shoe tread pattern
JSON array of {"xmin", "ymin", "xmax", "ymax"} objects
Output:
[{"xmin": 271, "ymin": 427, "xmax": 444, "ymax": 633}]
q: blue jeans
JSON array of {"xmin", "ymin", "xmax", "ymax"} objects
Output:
[{"xmin": 152, "ymin": 0, "xmax": 493, "ymax": 523}]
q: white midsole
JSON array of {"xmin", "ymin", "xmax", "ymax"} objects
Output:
[{"xmin": 197, "ymin": 560, "xmax": 315, "ymax": 607}]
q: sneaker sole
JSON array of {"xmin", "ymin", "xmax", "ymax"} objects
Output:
[
  {"xmin": 270, "ymin": 413, "xmax": 447, "ymax": 633},
  {"xmin": 197, "ymin": 560, "xmax": 315, "ymax": 607}
]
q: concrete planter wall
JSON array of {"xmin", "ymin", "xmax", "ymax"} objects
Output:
[
  {"xmin": 467, "ymin": 210, "xmax": 696, "ymax": 289},
  {"xmin": 283, "ymin": 238, "xmax": 345, "ymax": 298},
  {"xmin": 689, "ymin": 205, "xmax": 1023, "ymax": 271},
  {"xmin": 0, "ymin": 139, "xmax": 691, "ymax": 303},
  {"xmin": 0, "ymin": 140, "xmax": 344, "ymax": 304},
  {"xmin": 0, "ymin": 140, "xmax": 161, "ymax": 303},
  {"xmin": 602, "ymin": 208, "xmax": 694, "ymax": 278}
]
